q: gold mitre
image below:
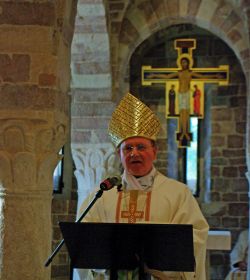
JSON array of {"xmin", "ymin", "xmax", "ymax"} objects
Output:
[{"xmin": 108, "ymin": 92, "xmax": 161, "ymax": 147}]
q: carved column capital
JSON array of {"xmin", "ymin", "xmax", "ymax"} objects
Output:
[
  {"xmin": 0, "ymin": 114, "xmax": 68, "ymax": 191},
  {"xmin": 72, "ymin": 142, "xmax": 121, "ymax": 209}
]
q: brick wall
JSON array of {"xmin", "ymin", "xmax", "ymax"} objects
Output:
[{"xmin": 51, "ymin": 177, "xmax": 78, "ymax": 280}]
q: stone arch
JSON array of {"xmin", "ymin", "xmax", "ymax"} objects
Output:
[{"xmin": 113, "ymin": 1, "xmax": 249, "ymax": 97}]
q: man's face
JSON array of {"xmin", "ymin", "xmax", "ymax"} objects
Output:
[
  {"xmin": 181, "ymin": 58, "xmax": 189, "ymax": 70},
  {"xmin": 118, "ymin": 137, "xmax": 157, "ymax": 177}
]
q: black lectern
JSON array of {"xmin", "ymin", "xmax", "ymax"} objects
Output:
[{"xmin": 59, "ymin": 222, "xmax": 194, "ymax": 279}]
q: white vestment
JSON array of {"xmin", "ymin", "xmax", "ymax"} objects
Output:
[
  {"xmin": 225, "ymin": 230, "xmax": 248, "ymax": 280},
  {"xmin": 77, "ymin": 171, "xmax": 209, "ymax": 280}
]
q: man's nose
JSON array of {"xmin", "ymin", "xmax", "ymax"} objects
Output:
[{"xmin": 130, "ymin": 147, "xmax": 141, "ymax": 156}]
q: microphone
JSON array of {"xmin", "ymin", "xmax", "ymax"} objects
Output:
[{"xmin": 100, "ymin": 176, "xmax": 122, "ymax": 191}]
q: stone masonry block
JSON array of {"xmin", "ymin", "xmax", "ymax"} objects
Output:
[
  {"xmin": 30, "ymin": 54, "xmax": 57, "ymax": 84},
  {"xmin": 166, "ymin": 0, "xmax": 179, "ymax": 16},
  {"xmin": 221, "ymin": 11, "xmax": 241, "ymax": 33},
  {"xmin": 79, "ymin": 0, "xmax": 103, "ymax": 5},
  {"xmin": 228, "ymin": 29, "xmax": 242, "ymax": 44},
  {"xmin": 212, "ymin": 178, "xmax": 232, "ymax": 192},
  {"xmin": 212, "ymin": 122, "xmax": 235, "ymax": 134},
  {"xmin": 119, "ymin": 19, "xmax": 139, "ymax": 44},
  {"xmin": 228, "ymin": 203, "xmax": 248, "ymax": 216},
  {"xmin": 137, "ymin": 2, "xmax": 156, "ymax": 21},
  {"xmin": 0, "ymin": 26, "xmax": 54, "ymax": 53},
  {"xmin": 71, "ymin": 102, "xmax": 115, "ymax": 117},
  {"xmin": 222, "ymin": 217, "xmax": 239, "ymax": 227},
  {"xmin": 222, "ymin": 166, "xmax": 238, "ymax": 177},
  {"xmin": 94, "ymin": 129, "xmax": 110, "ymax": 143},
  {"xmin": 227, "ymin": 135, "xmax": 244, "ymax": 148},
  {"xmin": 240, "ymin": 48, "xmax": 250, "ymax": 59},
  {"xmin": 39, "ymin": 73, "xmax": 56, "ymax": 87},
  {"xmin": 187, "ymin": 0, "xmax": 201, "ymax": 17},
  {"xmin": 211, "ymin": 3, "xmax": 230, "ymax": 27},
  {"xmin": 71, "ymin": 88, "xmax": 112, "ymax": 102},
  {"xmin": 243, "ymin": 57, "xmax": 250, "ymax": 72},
  {"xmin": 71, "ymin": 130, "xmax": 91, "ymax": 143},
  {"xmin": 149, "ymin": 0, "xmax": 167, "ymax": 20},
  {"xmin": 109, "ymin": 2, "xmax": 125, "ymax": 10},
  {"xmin": 230, "ymin": 179, "xmax": 248, "ymax": 192},
  {"xmin": 72, "ymin": 117, "xmax": 109, "ymax": 130},
  {"xmin": 239, "ymin": 193, "xmax": 248, "ymax": 202},
  {"xmin": 211, "ymin": 108, "xmax": 232, "ymax": 121},
  {"xmin": 52, "ymin": 226, "xmax": 62, "ymax": 240},
  {"xmin": 0, "ymin": 54, "xmax": 30, "ymax": 82},
  {"xmin": 230, "ymin": 96, "xmax": 247, "ymax": 107},
  {"xmin": 75, "ymin": 20, "xmax": 107, "ymax": 34},
  {"xmin": 74, "ymin": 62, "xmax": 110, "ymax": 75},
  {"xmin": 71, "ymin": 128, "xmax": 110, "ymax": 144},
  {"xmin": 0, "ymin": 84, "xmax": 62, "ymax": 110},
  {"xmin": 235, "ymin": 122, "xmax": 246, "ymax": 133},
  {"xmin": 51, "ymin": 265, "xmax": 70, "ymax": 278},
  {"xmin": 211, "ymin": 135, "xmax": 226, "ymax": 146},
  {"xmin": 111, "ymin": 21, "xmax": 122, "ymax": 34},
  {"xmin": 211, "ymin": 166, "xmax": 221, "ymax": 177},
  {"xmin": 222, "ymin": 193, "xmax": 238, "ymax": 201},
  {"xmin": 212, "ymin": 158, "xmax": 228, "ymax": 165},
  {"xmin": 52, "ymin": 199, "xmax": 68, "ymax": 214},
  {"xmin": 211, "ymin": 149, "xmax": 222, "ymax": 157},
  {"xmin": 68, "ymin": 200, "xmax": 77, "ymax": 215},
  {"xmin": 234, "ymin": 108, "xmax": 246, "ymax": 121},
  {"xmin": 223, "ymin": 148, "xmax": 245, "ymax": 157},
  {"xmin": 0, "ymin": 2, "xmax": 55, "ymax": 25}
]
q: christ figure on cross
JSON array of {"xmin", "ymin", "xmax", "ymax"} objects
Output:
[{"xmin": 148, "ymin": 56, "xmax": 221, "ymax": 144}]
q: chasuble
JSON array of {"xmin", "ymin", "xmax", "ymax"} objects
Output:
[{"xmin": 77, "ymin": 171, "xmax": 209, "ymax": 280}]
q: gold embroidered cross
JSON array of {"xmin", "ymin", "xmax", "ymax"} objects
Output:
[{"xmin": 121, "ymin": 191, "xmax": 144, "ymax": 223}]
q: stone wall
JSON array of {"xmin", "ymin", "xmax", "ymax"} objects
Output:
[{"xmin": 51, "ymin": 181, "xmax": 77, "ymax": 280}]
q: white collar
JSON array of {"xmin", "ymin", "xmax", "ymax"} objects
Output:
[{"xmin": 121, "ymin": 166, "xmax": 157, "ymax": 191}]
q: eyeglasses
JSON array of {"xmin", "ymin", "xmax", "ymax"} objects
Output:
[{"xmin": 121, "ymin": 144, "xmax": 153, "ymax": 154}]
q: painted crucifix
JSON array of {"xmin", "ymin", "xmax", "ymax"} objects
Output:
[{"xmin": 142, "ymin": 38, "xmax": 229, "ymax": 148}]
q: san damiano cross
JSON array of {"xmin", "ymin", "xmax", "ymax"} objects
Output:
[{"xmin": 142, "ymin": 38, "xmax": 229, "ymax": 148}]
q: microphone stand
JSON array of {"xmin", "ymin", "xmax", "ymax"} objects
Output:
[{"xmin": 44, "ymin": 189, "xmax": 104, "ymax": 267}]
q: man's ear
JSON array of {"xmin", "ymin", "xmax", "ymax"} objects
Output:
[
  {"xmin": 153, "ymin": 145, "xmax": 158, "ymax": 160},
  {"xmin": 116, "ymin": 148, "xmax": 121, "ymax": 158}
]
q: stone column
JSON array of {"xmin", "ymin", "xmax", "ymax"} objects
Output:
[
  {"xmin": 246, "ymin": 82, "xmax": 250, "ymax": 280},
  {"xmin": 246, "ymin": 170, "xmax": 250, "ymax": 280},
  {"xmin": 0, "ymin": 114, "xmax": 67, "ymax": 280}
]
